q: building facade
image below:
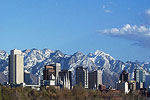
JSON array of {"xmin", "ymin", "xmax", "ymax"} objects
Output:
[
  {"xmin": 119, "ymin": 70, "xmax": 129, "ymax": 83},
  {"xmin": 76, "ymin": 66, "xmax": 88, "ymax": 88},
  {"xmin": 134, "ymin": 68, "xmax": 145, "ymax": 89},
  {"xmin": 42, "ymin": 63, "xmax": 61, "ymax": 86},
  {"xmin": 59, "ymin": 70, "xmax": 72, "ymax": 89},
  {"xmin": 134, "ymin": 68, "xmax": 145, "ymax": 83},
  {"xmin": 24, "ymin": 70, "xmax": 31, "ymax": 85},
  {"xmin": 116, "ymin": 70, "xmax": 130, "ymax": 94},
  {"xmin": 88, "ymin": 70, "xmax": 102, "ymax": 89},
  {"xmin": 116, "ymin": 82, "xmax": 129, "ymax": 94},
  {"xmin": 9, "ymin": 49, "xmax": 24, "ymax": 84},
  {"xmin": 128, "ymin": 80, "xmax": 136, "ymax": 91}
]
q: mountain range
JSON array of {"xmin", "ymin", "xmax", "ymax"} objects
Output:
[{"xmin": 0, "ymin": 48, "xmax": 150, "ymax": 87}]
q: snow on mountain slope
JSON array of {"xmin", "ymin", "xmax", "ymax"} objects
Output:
[
  {"xmin": 22, "ymin": 48, "xmax": 54, "ymax": 70},
  {"xmin": 88, "ymin": 50, "xmax": 116, "ymax": 73},
  {"xmin": 0, "ymin": 49, "xmax": 150, "ymax": 87},
  {"xmin": 0, "ymin": 50, "xmax": 8, "ymax": 76},
  {"xmin": 0, "ymin": 50, "xmax": 8, "ymax": 60}
]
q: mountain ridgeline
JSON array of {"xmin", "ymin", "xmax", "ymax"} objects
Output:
[{"xmin": 0, "ymin": 48, "xmax": 150, "ymax": 87}]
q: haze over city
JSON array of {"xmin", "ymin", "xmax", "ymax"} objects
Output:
[{"xmin": 0, "ymin": 0, "xmax": 150, "ymax": 62}]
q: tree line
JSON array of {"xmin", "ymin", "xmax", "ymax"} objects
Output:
[{"xmin": 0, "ymin": 84, "xmax": 146, "ymax": 100}]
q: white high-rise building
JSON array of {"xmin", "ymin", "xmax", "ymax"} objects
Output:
[{"xmin": 9, "ymin": 49, "xmax": 24, "ymax": 84}]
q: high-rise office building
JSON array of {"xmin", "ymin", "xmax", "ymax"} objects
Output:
[
  {"xmin": 24, "ymin": 70, "xmax": 31, "ymax": 85},
  {"xmin": 128, "ymin": 80, "xmax": 136, "ymax": 91},
  {"xmin": 116, "ymin": 82, "xmax": 129, "ymax": 94},
  {"xmin": 116, "ymin": 70, "xmax": 130, "ymax": 94},
  {"xmin": 43, "ymin": 65, "xmax": 55, "ymax": 80},
  {"xmin": 134, "ymin": 68, "xmax": 145, "ymax": 89},
  {"xmin": 9, "ymin": 49, "xmax": 24, "ymax": 84},
  {"xmin": 134, "ymin": 68, "xmax": 145, "ymax": 83},
  {"xmin": 59, "ymin": 70, "xmax": 72, "ymax": 89},
  {"xmin": 89, "ymin": 70, "xmax": 102, "ymax": 89},
  {"xmin": 76, "ymin": 66, "xmax": 88, "ymax": 88},
  {"xmin": 119, "ymin": 70, "xmax": 129, "ymax": 83},
  {"xmin": 42, "ymin": 63, "xmax": 61, "ymax": 86}
]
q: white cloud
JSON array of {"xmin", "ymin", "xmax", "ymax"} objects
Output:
[
  {"xmin": 104, "ymin": 10, "xmax": 112, "ymax": 13},
  {"xmin": 97, "ymin": 24, "xmax": 150, "ymax": 48},
  {"xmin": 102, "ymin": 2, "xmax": 113, "ymax": 13}
]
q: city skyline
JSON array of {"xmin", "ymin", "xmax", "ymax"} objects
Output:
[
  {"xmin": 5, "ymin": 49, "xmax": 149, "ymax": 98},
  {"xmin": 0, "ymin": 0, "xmax": 150, "ymax": 62}
]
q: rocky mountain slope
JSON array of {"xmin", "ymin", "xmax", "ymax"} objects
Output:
[{"xmin": 0, "ymin": 48, "xmax": 150, "ymax": 87}]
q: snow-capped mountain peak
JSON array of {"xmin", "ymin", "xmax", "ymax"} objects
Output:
[
  {"xmin": 0, "ymin": 50, "xmax": 8, "ymax": 60},
  {"xmin": 0, "ymin": 48, "xmax": 150, "ymax": 87}
]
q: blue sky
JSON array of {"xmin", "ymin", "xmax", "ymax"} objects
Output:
[{"xmin": 0, "ymin": 0, "xmax": 150, "ymax": 62}]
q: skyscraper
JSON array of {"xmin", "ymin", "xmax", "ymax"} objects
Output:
[
  {"xmin": 24, "ymin": 70, "xmax": 31, "ymax": 85},
  {"xmin": 134, "ymin": 68, "xmax": 145, "ymax": 89},
  {"xmin": 42, "ymin": 63, "xmax": 61, "ymax": 86},
  {"xmin": 9, "ymin": 49, "xmax": 24, "ymax": 84},
  {"xmin": 76, "ymin": 66, "xmax": 88, "ymax": 88},
  {"xmin": 119, "ymin": 70, "xmax": 129, "ymax": 83},
  {"xmin": 116, "ymin": 70, "xmax": 130, "ymax": 94},
  {"xmin": 116, "ymin": 82, "xmax": 129, "ymax": 94},
  {"xmin": 134, "ymin": 68, "xmax": 145, "ymax": 83},
  {"xmin": 88, "ymin": 70, "xmax": 102, "ymax": 89},
  {"xmin": 59, "ymin": 70, "xmax": 72, "ymax": 89}
]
